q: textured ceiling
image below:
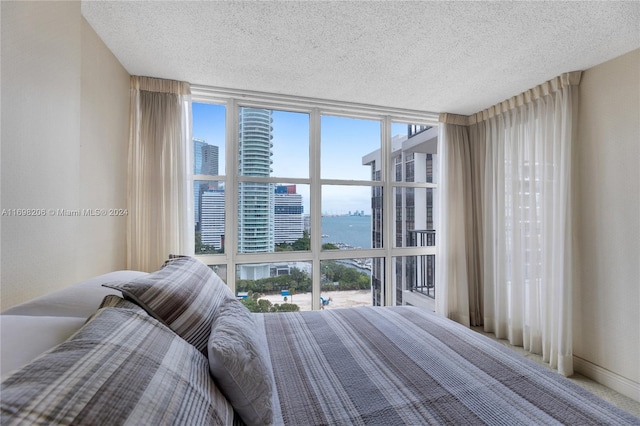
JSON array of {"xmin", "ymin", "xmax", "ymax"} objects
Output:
[{"xmin": 81, "ymin": 1, "xmax": 640, "ymax": 115}]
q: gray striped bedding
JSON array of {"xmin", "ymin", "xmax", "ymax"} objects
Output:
[
  {"xmin": 103, "ymin": 255, "xmax": 233, "ymax": 354},
  {"xmin": 257, "ymin": 306, "xmax": 639, "ymax": 425},
  {"xmin": 1, "ymin": 307, "xmax": 235, "ymax": 425}
]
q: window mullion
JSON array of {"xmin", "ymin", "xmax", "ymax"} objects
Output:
[
  {"xmin": 310, "ymin": 108, "xmax": 322, "ymax": 310},
  {"xmin": 382, "ymin": 116, "xmax": 394, "ymax": 307},
  {"xmin": 225, "ymin": 98, "xmax": 239, "ymax": 294}
]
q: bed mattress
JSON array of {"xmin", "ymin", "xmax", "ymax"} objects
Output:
[{"xmin": 256, "ymin": 306, "xmax": 639, "ymax": 425}]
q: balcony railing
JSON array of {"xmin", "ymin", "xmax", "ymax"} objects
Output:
[{"xmin": 407, "ymin": 229, "xmax": 435, "ymax": 299}]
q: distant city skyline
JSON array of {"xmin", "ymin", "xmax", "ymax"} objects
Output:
[{"xmin": 192, "ymin": 102, "xmax": 410, "ymax": 215}]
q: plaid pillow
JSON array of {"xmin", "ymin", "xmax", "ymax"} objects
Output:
[
  {"xmin": 1, "ymin": 307, "xmax": 234, "ymax": 425},
  {"xmin": 208, "ymin": 298, "xmax": 275, "ymax": 426},
  {"xmin": 103, "ymin": 256, "xmax": 233, "ymax": 353}
]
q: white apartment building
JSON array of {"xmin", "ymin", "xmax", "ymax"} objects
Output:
[
  {"xmin": 200, "ymin": 189, "xmax": 225, "ymax": 249},
  {"xmin": 274, "ymin": 185, "xmax": 304, "ymax": 244}
]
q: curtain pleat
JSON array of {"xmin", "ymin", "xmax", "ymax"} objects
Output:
[
  {"xmin": 128, "ymin": 76, "xmax": 193, "ymax": 272},
  {"xmin": 467, "ymin": 122, "xmax": 485, "ymax": 326},
  {"xmin": 436, "ymin": 122, "xmax": 472, "ymax": 327},
  {"xmin": 436, "ymin": 117, "xmax": 485, "ymax": 328},
  {"xmin": 439, "ymin": 72, "xmax": 580, "ymax": 376}
]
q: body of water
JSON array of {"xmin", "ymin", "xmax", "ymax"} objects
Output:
[{"xmin": 321, "ymin": 215, "xmax": 372, "ymax": 249}]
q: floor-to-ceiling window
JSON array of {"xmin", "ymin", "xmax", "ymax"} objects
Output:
[{"xmin": 191, "ymin": 88, "xmax": 438, "ymax": 311}]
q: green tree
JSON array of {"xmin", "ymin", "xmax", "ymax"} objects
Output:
[
  {"xmin": 322, "ymin": 242, "xmax": 339, "ymax": 250},
  {"xmin": 257, "ymin": 299, "xmax": 272, "ymax": 312},
  {"xmin": 276, "ymin": 303, "xmax": 300, "ymax": 312},
  {"xmin": 320, "ymin": 260, "xmax": 371, "ymax": 291},
  {"xmin": 291, "ymin": 230, "xmax": 311, "ymax": 251},
  {"xmin": 241, "ymin": 298, "xmax": 273, "ymax": 313},
  {"xmin": 240, "ymin": 298, "xmax": 260, "ymax": 312},
  {"xmin": 241, "ymin": 298, "xmax": 299, "ymax": 313},
  {"xmin": 274, "ymin": 232, "xmax": 338, "ymax": 252}
]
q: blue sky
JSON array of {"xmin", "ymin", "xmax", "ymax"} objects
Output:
[{"xmin": 192, "ymin": 102, "xmax": 408, "ymax": 214}]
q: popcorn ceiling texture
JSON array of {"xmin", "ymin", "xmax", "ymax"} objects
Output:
[{"xmin": 81, "ymin": 1, "xmax": 639, "ymax": 115}]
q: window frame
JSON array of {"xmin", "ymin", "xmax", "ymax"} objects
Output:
[{"xmin": 191, "ymin": 86, "xmax": 438, "ymax": 309}]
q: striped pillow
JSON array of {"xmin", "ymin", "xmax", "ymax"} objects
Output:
[
  {"xmin": 103, "ymin": 256, "xmax": 233, "ymax": 353},
  {"xmin": 83, "ymin": 295, "xmax": 149, "ymax": 323},
  {"xmin": 98, "ymin": 294, "xmax": 148, "ymax": 312},
  {"xmin": 0, "ymin": 307, "xmax": 234, "ymax": 425}
]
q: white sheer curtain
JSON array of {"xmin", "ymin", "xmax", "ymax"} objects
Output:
[
  {"xmin": 128, "ymin": 76, "xmax": 193, "ymax": 272},
  {"xmin": 477, "ymin": 72, "xmax": 580, "ymax": 376},
  {"xmin": 438, "ymin": 72, "xmax": 580, "ymax": 376}
]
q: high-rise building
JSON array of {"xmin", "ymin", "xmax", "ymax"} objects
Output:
[
  {"xmin": 194, "ymin": 138, "xmax": 206, "ymax": 172},
  {"xmin": 194, "ymin": 138, "xmax": 206, "ymax": 229},
  {"xmin": 274, "ymin": 185, "xmax": 304, "ymax": 244},
  {"xmin": 200, "ymin": 189, "xmax": 225, "ymax": 249},
  {"xmin": 193, "ymin": 138, "xmax": 219, "ymax": 230},
  {"xmin": 362, "ymin": 126, "xmax": 438, "ymax": 306},
  {"xmin": 201, "ymin": 144, "xmax": 219, "ymax": 176},
  {"xmin": 237, "ymin": 108, "xmax": 275, "ymax": 280}
]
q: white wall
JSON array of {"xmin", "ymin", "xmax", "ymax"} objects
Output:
[
  {"xmin": 573, "ymin": 48, "xmax": 640, "ymax": 400},
  {"xmin": 1, "ymin": 2, "xmax": 129, "ymax": 310},
  {"xmin": 77, "ymin": 17, "xmax": 130, "ymax": 279}
]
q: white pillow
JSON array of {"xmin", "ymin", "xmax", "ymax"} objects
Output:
[{"xmin": 1, "ymin": 270, "xmax": 147, "ymax": 318}]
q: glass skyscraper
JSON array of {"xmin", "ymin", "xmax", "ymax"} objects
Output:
[
  {"xmin": 193, "ymin": 138, "xmax": 219, "ymax": 230},
  {"xmin": 237, "ymin": 108, "xmax": 275, "ymax": 279}
]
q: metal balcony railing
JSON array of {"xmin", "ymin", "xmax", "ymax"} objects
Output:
[{"xmin": 407, "ymin": 229, "xmax": 435, "ymax": 299}]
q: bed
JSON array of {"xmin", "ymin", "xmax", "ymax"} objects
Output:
[
  {"xmin": 1, "ymin": 256, "xmax": 638, "ymax": 425},
  {"xmin": 258, "ymin": 306, "xmax": 640, "ymax": 425}
]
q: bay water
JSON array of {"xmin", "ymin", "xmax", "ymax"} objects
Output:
[{"xmin": 321, "ymin": 215, "xmax": 372, "ymax": 249}]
